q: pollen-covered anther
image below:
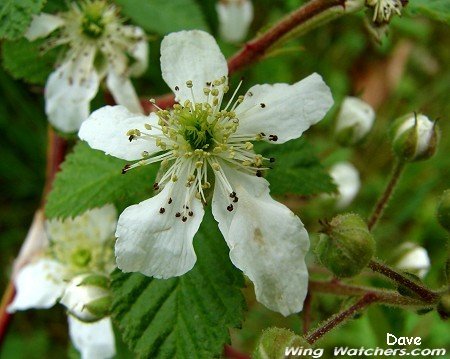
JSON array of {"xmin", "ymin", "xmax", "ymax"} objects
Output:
[{"xmin": 186, "ymin": 80, "xmax": 193, "ymax": 88}]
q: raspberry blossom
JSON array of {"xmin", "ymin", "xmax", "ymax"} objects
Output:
[
  {"xmin": 79, "ymin": 30, "xmax": 333, "ymax": 315},
  {"xmin": 329, "ymin": 162, "xmax": 361, "ymax": 208},
  {"xmin": 366, "ymin": 0, "xmax": 404, "ymax": 25},
  {"xmin": 8, "ymin": 205, "xmax": 118, "ymax": 359},
  {"xmin": 216, "ymin": 0, "xmax": 253, "ymax": 43},
  {"xmin": 25, "ymin": 0, "xmax": 148, "ymax": 133}
]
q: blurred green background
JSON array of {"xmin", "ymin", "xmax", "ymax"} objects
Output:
[{"xmin": 1, "ymin": 0, "xmax": 449, "ymax": 357}]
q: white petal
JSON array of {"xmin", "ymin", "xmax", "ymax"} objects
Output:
[
  {"xmin": 160, "ymin": 30, "xmax": 228, "ymax": 103},
  {"xmin": 79, "ymin": 105, "xmax": 161, "ymax": 161},
  {"xmin": 45, "ymin": 63, "xmax": 100, "ymax": 133},
  {"xmin": 329, "ymin": 162, "xmax": 361, "ymax": 208},
  {"xmin": 106, "ymin": 70, "xmax": 143, "ymax": 114},
  {"xmin": 68, "ymin": 316, "xmax": 116, "ymax": 359},
  {"xmin": 46, "ymin": 205, "xmax": 117, "ymax": 245},
  {"xmin": 235, "ymin": 73, "xmax": 333, "ymax": 143},
  {"xmin": 8, "ymin": 259, "xmax": 66, "ymax": 312},
  {"xmin": 217, "ymin": 0, "xmax": 253, "ymax": 43},
  {"xmin": 396, "ymin": 243, "xmax": 430, "ymax": 279},
  {"xmin": 115, "ymin": 169, "xmax": 204, "ymax": 279},
  {"xmin": 335, "ymin": 97, "xmax": 375, "ymax": 143},
  {"xmin": 25, "ymin": 13, "xmax": 65, "ymax": 41},
  {"xmin": 212, "ymin": 167, "xmax": 309, "ymax": 316},
  {"xmin": 12, "ymin": 210, "xmax": 48, "ymax": 279},
  {"xmin": 127, "ymin": 26, "xmax": 149, "ymax": 77}
]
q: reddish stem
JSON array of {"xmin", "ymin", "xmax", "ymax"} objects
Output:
[
  {"xmin": 223, "ymin": 345, "xmax": 251, "ymax": 359},
  {"xmin": 0, "ymin": 126, "xmax": 68, "ymax": 346}
]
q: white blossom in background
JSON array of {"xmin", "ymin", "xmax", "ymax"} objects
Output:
[
  {"xmin": 395, "ymin": 242, "xmax": 430, "ymax": 278},
  {"xmin": 365, "ymin": 0, "xmax": 403, "ymax": 25},
  {"xmin": 8, "ymin": 205, "xmax": 118, "ymax": 359},
  {"xmin": 329, "ymin": 162, "xmax": 361, "ymax": 208},
  {"xmin": 79, "ymin": 30, "xmax": 334, "ymax": 316},
  {"xmin": 25, "ymin": 0, "xmax": 148, "ymax": 133},
  {"xmin": 216, "ymin": 0, "xmax": 253, "ymax": 43},
  {"xmin": 335, "ymin": 96, "xmax": 375, "ymax": 146}
]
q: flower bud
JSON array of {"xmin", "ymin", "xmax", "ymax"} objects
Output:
[
  {"xmin": 394, "ymin": 242, "xmax": 430, "ymax": 279},
  {"xmin": 216, "ymin": 0, "xmax": 253, "ymax": 43},
  {"xmin": 329, "ymin": 162, "xmax": 361, "ymax": 208},
  {"xmin": 437, "ymin": 293, "xmax": 450, "ymax": 320},
  {"xmin": 335, "ymin": 97, "xmax": 375, "ymax": 146},
  {"xmin": 316, "ymin": 214, "xmax": 375, "ymax": 278},
  {"xmin": 391, "ymin": 113, "xmax": 439, "ymax": 162},
  {"xmin": 437, "ymin": 189, "xmax": 450, "ymax": 232},
  {"xmin": 253, "ymin": 327, "xmax": 310, "ymax": 359},
  {"xmin": 60, "ymin": 273, "xmax": 111, "ymax": 322}
]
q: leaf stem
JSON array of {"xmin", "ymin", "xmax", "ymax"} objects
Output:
[
  {"xmin": 367, "ymin": 160, "xmax": 406, "ymax": 230},
  {"xmin": 367, "ymin": 260, "xmax": 440, "ymax": 303},
  {"xmin": 305, "ymin": 293, "xmax": 379, "ymax": 344}
]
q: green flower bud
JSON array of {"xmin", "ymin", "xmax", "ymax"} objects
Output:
[
  {"xmin": 335, "ymin": 97, "xmax": 375, "ymax": 146},
  {"xmin": 437, "ymin": 190, "xmax": 450, "ymax": 232},
  {"xmin": 391, "ymin": 113, "xmax": 439, "ymax": 162},
  {"xmin": 253, "ymin": 328, "xmax": 310, "ymax": 359},
  {"xmin": 316, "ymin": 214, "xmax": 375, "ymax": 278},
  {"xmin": 437, "ymin": 293, "xmax": 450, "ymax": 320},
  {"xmin": 60, "ymin": 273, "xmax": 111, "ymax": 322}
]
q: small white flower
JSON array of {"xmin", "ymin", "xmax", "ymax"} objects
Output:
[
  {"xmin": 329, "ymin": 162, "xmax": 361, "ymax": 208},
  {"xmin": 8, "ymin": 205, "xmax": 117, "ymax": 359},
  {"xmin": 25, "ymin": 1, "xmax": 148, "ymax": 133},
  {"xmin": 335, "ymin": 96, "xmax": 375, "ymax": 146},
  {"xmin": 366, "ymin": 0, "xmax": 403, "ymax": 24},
  {"xmin": 216, "ymin": 0, "xmax": 253, "ymax": 43},
  {"xmin": 79, "ymin": 30, "xmax": 333, "ymax": 316},
  {"xmin": 395, "ymin": 242, "xmax": 430, "ymax": 279}
]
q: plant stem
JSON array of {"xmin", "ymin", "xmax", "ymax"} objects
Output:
[
  {"xmin": 228, "ymin": 0, "xmax": 348, "ymax": 74},
  {"xmin": 223, "ymin": 345, "xmax": 250, "ymax": 359},
  {"xmin": 367, "ymin": 160, "xmax": 405, "ymax": 230},
  {"xmin": 302, "ymin": 292, "xmax": 313, "ymax": 334},
  {"xmin": 0, "ymin": 127, "xmax": 68, "ymax": 347},
  {"xmin": 368, "ymin": 260, "xmax": 440, "ymax": 303},
  {"xmin": 305, "ymin": 293, "xmax": 379, "ymax": 344},
  {"xmin": 309, "ymin": 280, "xmax": 429, "ymax": 307}
]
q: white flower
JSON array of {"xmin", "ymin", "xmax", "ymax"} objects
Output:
[
  {"xmin": 366, "ymin": 0, "xmax": 403, "ymax": 24},
  {"xmin": 25, "ymin": 1, "xmax": 148, "ymax": 133},
  {"xmin": 8, "ymin": 205, "xmax": 117, "ymax": 359},
  {"xmin": 329, "ymin": 162, "xmax": 361, "ymax": 208},
  {"xmin": 79, "ymin": 30, "xmax": 333, "ymax": 316},
  {"xmin": 395, "ymin": 242, "xmax": 430, "ymax": 279},
  {"xmin": 335, "ymin": 96, "xmax": 375, "ymax": 146},
  {"xmin": 216, "ymin": 0, "xmax": 253, "ymax": 43}
]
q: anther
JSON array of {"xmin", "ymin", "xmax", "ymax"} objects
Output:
[
  {"xmin": 153, "ymin": 182, "xmax": 160, "ymax": 190},
  {"xmin": 175, "ymin": 86, "xmax": 179, "ymax": 91},
  {"xmin": 230, "ymin": 192, "xmax": 236, "ymax": 198},
  {"xmin": 121, "ymin": 164, "xmax": 131, "ymax": 174},
  {"xmin": 233, "ymin": 196, "xmax": 239, "ymax": 203},
  {"xmin": 175, "ymin": 212, "xmax": 181, "ymax": 218},
  {"xmin": 270, "ymin": 157, "xmax": 276, "ymax": 162},
  {"xmin": 168, "ymin": 198, "xmax": 173, "ymax": 204},
  {"xmin": 260, "ymin": 103, "xmax": 266, "ymax": 108},
  {"xmin": 260, "ymin": 132, "xmax": 266, "ymax": 137},
  {"xmin": 128, "ymin": 135, "xmax": 135, "ymax": 142},
  {"xmin": 182, "ymin": 216, "xmax": 188, "ymax": 222},
  {"xmin": 256, "ymin": 170, "xmax": 263, "ymax": 177},
  {"xmin": 227, "ymin": 204, "xmax": 234, "ymax": 212},
  {"xmin": 159, "ymin": 207, "xmax": 165, "ymax": 214},
  {"xmin": 268, "ymin": 134, "xmax": 278, "ymax": 142},
  {"xmin": 188, "ymin": 211, "xmax": 193, "ymax": 216}
]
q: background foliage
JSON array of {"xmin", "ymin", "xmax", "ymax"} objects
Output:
[{"xmin": 0, "ymin": 0, "xmax": 449, "ymax": 358}]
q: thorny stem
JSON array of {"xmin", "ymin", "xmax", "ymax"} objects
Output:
[
  {"xmin": 143, "ymin": 0, "xmax": 362, "ymax": 112},
  {"xmin": 305, "ymin": 293, "xmax": 379, "ymax": 344},
  {"xmin": 367, "ymin": 160, "xmax": 406, "ymax": 230},
  {"xmin": 368, "ymin": 260, "xmax": 440, "ymax": 303},
  {"xmin": 0, "ymin": 127, "xmax": 68, "ymax": 345}
]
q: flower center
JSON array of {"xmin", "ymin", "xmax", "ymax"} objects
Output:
[
  {"xmin": 81, "ymin": 1, "xmax": 107, "ymax": 38},
  {"xmin": 71, "ymin": 247, "xmax": 93, "ymax": 267}
]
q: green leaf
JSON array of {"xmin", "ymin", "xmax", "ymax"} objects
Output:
[
  {"xmin": 259, "ymin": 138, "xmax": 336, "ymax": 196},
  {"xmin": 0, "ymin": 0, "xmax": 46, "ymax": 40},
  {"xmin": 115, "ymin": 0, "xmax": 208, "ymax": 35},
  {"xmin": 45, "ymin": 142, "xmax": 158, "ymax": 219},
  {"xmin": 111, "ymin": 213, "xmax": 245, "ymax": 359},
  {"xmin": 2, "ymin": 38, "xmax": 58, "ymax": 85},
  {"xmin": 407, "ymin": 0, "xmax": 450, "ymax": 24}
]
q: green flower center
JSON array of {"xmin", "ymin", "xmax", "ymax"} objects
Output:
[
  {"xmin": 71, "ymin": 247, "xmax": 93, "ymax": 267},
  {"xmin": 178, "ymin": 107, "xmax": 217, "ymax": 150},
  {"xmin": 81, "ymin": 2, "xmax": 106, "ymax": 38}
]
